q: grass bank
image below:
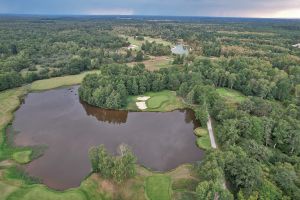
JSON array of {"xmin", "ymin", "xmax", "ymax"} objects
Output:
[
  {"xmin": 194, "ymin": 128, "xmax": 211, "ymax": 150},
  {"xmin": 145, "ymin": 175, "xmax": 172, "ymax": 200},
  {"xmin": 30, "ymin": 71, "xmax": 100, "ymax": 91}
]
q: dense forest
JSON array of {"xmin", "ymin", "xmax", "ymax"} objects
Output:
[{"xmin": 1, "ymin": 16, "xmax": 300, "ymax": 199}]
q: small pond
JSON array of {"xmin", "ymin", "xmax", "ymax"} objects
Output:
[
  {"xmin": 171, "ymin": 44, "xmax": 189, "ymax": 55},
  {"xmin": 10, "ymin": 86, "xmax": 203, "ymax": 190}
]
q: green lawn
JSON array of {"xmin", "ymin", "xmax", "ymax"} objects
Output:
[
  {"xmin": 12, "ymin": 150, "xmax": 32, "ymax": 164},
  {"xmin": 145, "ymin": 175, "xmax": 172, "ymax": 200},
  {"xmin": 196, "ymin": 136, "xmax": 211, "ymax": 151},
  {"xmin": 0, "ymin": 87, "xmax": 28, "ymax": 134},
  {"xmin": 6, "ymin": 185, "xmax": 87, "ymax": 200},
  {"xmin": 126, "ymin": 90, "xmax": 185, "ymax": 112},
  {"xmin": 2, "ymin": 173, "xmax": 110, "ymax": 200},
  {"xmin": 216, "ymin": 88, "xmax": 247, "ymax": 106},
  {"xmin": 30, "ymin": 71, "xmax": 100, "ymax": 91},
  {"xmin": 194, "ymin": 128, "xmax": 211, "ymax": 150},
  {"xmin": 147, "ymin": 95, "xmax": 170, "ymax": 109},
  {"xmin": 0, "ymin": 182, "xmax": 18, "ymax": 200}
]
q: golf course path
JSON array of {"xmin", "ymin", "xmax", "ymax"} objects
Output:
[
  {"xmin": 207, "ymin": 115, "xmax": 228, "ymax": 189},
  {"xmin": 207, "ymin": 116, "xmax": 217, "ymax": 149}
]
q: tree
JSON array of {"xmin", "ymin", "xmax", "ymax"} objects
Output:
[
  {"xmin": 195, "ymin": 106, "xmax": 209, "ymax": 127},
  {"xmin": 135, "ymin": 51, "xmax": 144, "ymax": 61},
  {"xmin": 138, "ymin": 76, "xmax": 147, "ymax": 94},
  {"xmin": 89, "ymin": 145, "xmax": 136, "ymax": 182},
  {"xmin": 271, "ymin": 162, "xmax": 300, "ymax": 199},
  {"xmin": 225, "ymin": 148, "xmax": 262, "ymax": 196},
  {"xmin": 105, "ymin": 90, "xmax": 121, "ymax": 109},
  {"xmin": 177, "ymin": 82, "xmax": 189, "ymax": 97},
  {"xmin": 88, "ymin": 146, "xmax": 99, "ymax": 172},
  {"xmin": 132, "ymin": 78, "xmax": 139, "ymax": 95},
  {"xmin": 116, "ymin": 82, "xmax": 128, "ymax": 106},
  {"xmin": 258, "ymin": 180, "xmax": 283, "ymax": 200},
  {"xmin": 275, "ymin": 78, "xmax": 292, "ymax": 101},
  {"xmin": 97, "ymin": 145, "xmax": 113, "ymax": 178},
  {"xmin": 186, "ymin": 89, "xmax": 195, "ymax": 104},
  {"xmin": 196, "ymin": 181, "xmax": 233, "ymax": 200},
  {"xmin": 217, "ymin": 119, "xmax": 239, "ymax": 147},
  {"xmin": 10, "ymin": 44, "xmax": 18, "ymax": 55}
]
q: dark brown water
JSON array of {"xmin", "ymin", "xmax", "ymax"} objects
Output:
[{"xmin": 11, "ymin": 86, "xmax": 204, "ymax": 190}]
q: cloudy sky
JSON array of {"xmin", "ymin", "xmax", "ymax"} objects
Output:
[{"xmin": 0, "ymin": 0, "xmax": 300, "ymax": 18}]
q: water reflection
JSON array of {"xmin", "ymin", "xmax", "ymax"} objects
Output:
[{"xmin": 81, "ymin": 100, "xmax": 128, "ymax": 124}]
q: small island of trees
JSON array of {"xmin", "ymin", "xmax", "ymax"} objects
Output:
[{"xmin": 88, "ymin": 145, "xmax": 136, "ymax": 183}]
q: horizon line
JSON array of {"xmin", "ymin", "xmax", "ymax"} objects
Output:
[{"xmin": 0, "ymin": 13, "xmax": 300, "ymax": 20}]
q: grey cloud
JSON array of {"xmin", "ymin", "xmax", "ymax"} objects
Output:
[{"xmin": 0, "ymin": 0, "xmax": 299, "ymax": 18}]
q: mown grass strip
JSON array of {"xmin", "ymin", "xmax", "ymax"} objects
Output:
[{"xmin": 30, "ymin": 71, "xmax": 100, "ymax": 91}]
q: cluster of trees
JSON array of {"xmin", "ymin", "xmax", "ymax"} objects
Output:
[
  {"xmin": 191, "ymin": 93, "xmax": 300, "ymax": 199},
  {"xmin": 191, "ymin": 57, "xmax": 294, "ymax": 101},
  {"xmin": 0, "ymin": 72, "xmax": 23, "ymax": 91},
  {"xmin": 88, "ymin": 145, "xmax": 136, "ymax": 182},
  {"xmin": 79, "ymin": 63, "xmax": 182, "ymax": 109},
  {"xmin": 141, "ymin": 41, "xmax": 171, "ymax": 56},
  {"xmin": 0, "ymin": 18, "xmax": 130, "ymax": 91},
  {"xmin": 203, "ymin": 95, "xmax": 300, "ymax": 198}
]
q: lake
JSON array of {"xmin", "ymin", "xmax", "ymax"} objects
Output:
[
  {"xmin": 171, "ymin": 44, "xmax": 189, "ymax": 55},
  {"xmin": 11, "ymin": 86, "xmax": 203, "ymax": 190}
]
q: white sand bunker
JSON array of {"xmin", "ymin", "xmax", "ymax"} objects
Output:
[
  {"xmin": 128, "ymin": 44, "xmax": 138, "ymax": 50},
  {"xmin": 136, "ymin": 96, "xmax": 150, "ymax": 110},
  {"xmin": 137, "ymin": 96, "xmax": 150, "ymax": 101},
  {"xmin": 136, "ymin": 102, "xmax": 147, "ymax": 110}
]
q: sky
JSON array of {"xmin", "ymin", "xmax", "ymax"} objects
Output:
[{"xmin": 0, "ymin": 0, "xmax": 300, "ymax": 18}]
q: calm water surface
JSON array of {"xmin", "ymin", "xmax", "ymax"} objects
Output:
[
  {"xmin": 171, "ymin": 44, "xmax": 189, "ymax": 55},
  {"xmin": 11, "ymin": 86, "xmax": 203, "ymax": 190}
]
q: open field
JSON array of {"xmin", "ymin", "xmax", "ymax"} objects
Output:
[
  {"xmin": 216, "ymin": 88, "xmax": 247, "ymax": 106},
  {"xmin": 30, "ymin": 71, "xmax": 100, "ymax": 91},
  {"xmin": 123, "ymin": 35, "xmax": 172, "ymax": 49},
  {"xmin": 127, "ymin": 90, "xmax": 185, "ymax": 112},
  {"xmin": 145, "ymin": 175, "xmax": 172, "ymax": 200},
  {"xmin": 128, "ymin": 56, "xmax": 173, "ymax": 71}
]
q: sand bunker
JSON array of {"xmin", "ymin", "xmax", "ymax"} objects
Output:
[
  {"xmin": 136, "ymin": 102, "xmax": 147, "ymax": 110},
  {"xmin": 137, "ymin": 96, "xmax": 150, "ymax": 101},
  {"xmin": 136, "ymin": 96, "xmax": 150, "ymax": 110},
  {"xmin": 128, "ymin": 44, "xmax": 138, "ymax": 50}
]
